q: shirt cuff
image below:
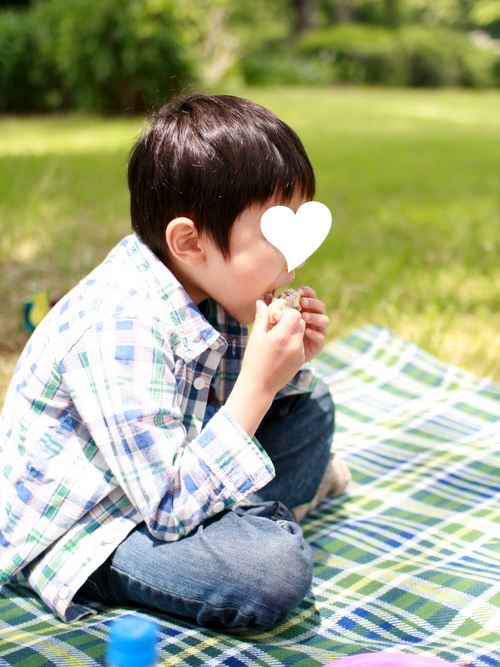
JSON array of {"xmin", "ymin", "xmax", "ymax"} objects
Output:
[
  {"xmin": 190, "ymin": 407, "xmax": 275, "ymax": 504},
  {"xmin": 278, "ymin": 364, "xmax": 319, "ymax": 397}
]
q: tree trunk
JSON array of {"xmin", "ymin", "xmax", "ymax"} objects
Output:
[
  {"xmin": 336, "ymin": 0, "xmax": 353, "ymax": 24},
  {"xmin": 384, "ymin": 0, "xmax": 400, "ymax": 28},
  {"xmin": 291, "ymin": 0, "xmax": 317, "ymax": 35}
]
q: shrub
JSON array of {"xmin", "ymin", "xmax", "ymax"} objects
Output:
[
  {"xmin": 33, "ymin": 0, "xmax": 194, "ymax": 112},
  {"xmin": 0, "ymin": 0, "xmax": 195, "ymax": 113},
  {"xmin": 397, "ymin": 26, "xmax": 498, "ymax": 88},
  {"xmin": 295, "ymin": 23, "xmax": 500, "ymax": 88},
  {"xmin": 240, "ymin": 45, "xmax": 332, "ymax": 86},
  {"xmin": 0, "ymin": 10, "xmax": 46, "ymax": 112},
  {"xmin": 298, "ymin": 24, "xmax": 405, "ymax": 85}
]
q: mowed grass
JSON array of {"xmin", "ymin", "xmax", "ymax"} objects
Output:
[
  {"xmin": 252, "ymin": 87, "xmax": 500, "ymax": 380},
  {"xmin": 1, "ymin": 87, "xmax": 500, "ymax": 406},
  {"xmin": 0, "ymin": 114, "xmax": 141, "ymax": 404}
]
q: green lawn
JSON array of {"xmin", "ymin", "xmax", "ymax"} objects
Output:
[{"xmin": 1, "ymin": 87, "xmax": 500, "ymax": 406}]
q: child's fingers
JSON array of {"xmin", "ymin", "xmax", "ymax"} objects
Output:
[
  {"xmin": 304, "ymin": 327, "xmax": 325, "ymax": 343},
  {"xmin": 297, "ymin": 285, "xmax": 316, "ymax": 299},
  {"xmin": 302, "ymin": 311, "xmax": 329, "ymax": 330},
  {"xmin": 253, "ymin": 300, "xmax": 270, "ymax": 332},
  {"xmin": 300, "ymin": 295, "xmax": 326, "ymax": 315},
  {"xmin": 274, "ymin": 307, "xmax": 305, "ymax": 335},
  {"xmin": 303, "ymin": 327, "xmax": 327, "ymax": 361}
]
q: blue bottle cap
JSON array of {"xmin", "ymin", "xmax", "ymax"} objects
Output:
[{"xmin": 107, "ymin": 616, "xmax": 158, "ymax": 667}]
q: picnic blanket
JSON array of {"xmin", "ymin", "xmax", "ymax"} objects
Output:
[{"xmin": 1, "ymin": 325, "xmax": 500, "ymax": 667}]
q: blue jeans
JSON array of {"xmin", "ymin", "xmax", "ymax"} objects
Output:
[{"xmin": 76, "ymin": 381, "xmax": 335, "ymax": 631}]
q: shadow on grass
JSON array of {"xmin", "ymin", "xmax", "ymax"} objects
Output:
[{"xmin": 0, "ymin": 150, "xmax": 132, "ymax": 354}]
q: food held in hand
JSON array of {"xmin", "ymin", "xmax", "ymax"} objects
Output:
[{"xmin": 268, "ymin": 289, "xmax": 302, "ymax": 325}]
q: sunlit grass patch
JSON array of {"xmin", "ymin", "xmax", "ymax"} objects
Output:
[
  {"xmin": 1, "ymin": 87, "xmax": 499, "ymax": 408},
  {"xmin": 0, "ymin": 116, "xmax": 141, "ymax": 366},
  {"xmin": 249, "ymin": 87, "xmax": 500, "ymax": 381},
  {"xmin": 0, "ymin": 115, "xmax": 142, "ymax": 157}
]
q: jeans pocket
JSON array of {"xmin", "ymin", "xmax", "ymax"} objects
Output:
[{"xmin": 233, "ymin": 499, "xmax": 295, "ymax": 523}]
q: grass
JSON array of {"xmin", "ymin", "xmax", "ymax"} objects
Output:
[{"xmin": 1, "ymin": 87, "xmax": 500, "ymax": 406}]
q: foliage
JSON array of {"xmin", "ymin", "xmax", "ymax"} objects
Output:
[
  {"xmin": 177, "ymin": 0, "xmax": 291, "ymax": 87},
  {"xmin": 374, "ymin": 0, "xmax": 471, "ymax": 29},
  {"xmin": 0, "ymin": 10, "xmax": 45, "ymax": 112},
  {"xmin": 320, "ymin": 0, "xmax": 485, "ymax": 30},
  {"xmin": 0, "ymin": 0, "xmax": 195, "ymax": 113},
  {"xmin": 36, "ymin": 0, "xmax": 194, "ymax": 112},
  {"xmin": 2, "ymin": 0, "xmax": 500, "ymax": 111},
  {"xmin": 292, "ymin": 23, "xmax": 499, "ymax": 86},
  {"xmin": 398, "ymin": 25, "xmax": 499, "ymax": 86},
  {"xmin": 0, "ymin": 0, "xmax": 294, "ymax": 112},
  {"xmin": 298, "ymin": 23, "xmax": 403, "ymax": 84},
  {"xmin": 471, "ymin": 0, "xmax": 500, "ymax": 36},
  {"xmin": 240, "ymin": 45, "xmax": 333, "ymax": 86}
]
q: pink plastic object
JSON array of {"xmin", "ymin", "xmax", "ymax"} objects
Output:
[{"xmin": 323, "ymin": 653, "xmax": 461, "ymax": 666}]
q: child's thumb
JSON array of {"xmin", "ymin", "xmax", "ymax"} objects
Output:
[{"xmin": 254, "ymin": 300, "xmax": 269, "ymax": 332}]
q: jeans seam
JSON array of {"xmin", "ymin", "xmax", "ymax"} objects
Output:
[
  {"xmin": 270, "ymin": 502, "xmax": 291, "ymax": 522},
  {"xmin": 110, "ymin": 564, "xmax": 286, "ymax": 628}
]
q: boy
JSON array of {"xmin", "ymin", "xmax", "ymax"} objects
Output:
[{"xmin": 0, "ymin": 94, "xmax": 350, "ymax": 630}]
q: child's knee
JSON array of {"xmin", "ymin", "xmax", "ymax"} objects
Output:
[{"xmin": 245, "ymin": 520, "xmax": 314, "ymax": 630}]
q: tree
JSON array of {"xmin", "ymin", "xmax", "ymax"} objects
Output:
[
  {"xmin": 337, "ymin": 0, "xmax": 354, "ymax": 22},
  {"xmin": 0, "ymin": 0, "xmax": 31, "ymax": 6},
  {"xmin": 384, "ymin": 0, "xmax": 400, "ymax": 27},
  {"xmin": 471, "ymin": 0, "xmax": 500, "ymax": 36},
  {"xmin": 291, "ymin": 0, "xmax": 318, "ymax": 33}
]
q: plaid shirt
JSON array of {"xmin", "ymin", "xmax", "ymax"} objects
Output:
[{"xmin": 0, "ymin": 235, "xmax": 316, "ymax": 622}]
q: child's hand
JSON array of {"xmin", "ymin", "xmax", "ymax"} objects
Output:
[
  {"xmin": 225, "ymin": 301, "xmax": 306, "ymax": 437},
  {"xmin": 298, "ymin": 286, "xmax": 329, "ymax": 362},
  {"xmin": 243, "ymin": 300, "xmax": 307, "ymax": 397}
]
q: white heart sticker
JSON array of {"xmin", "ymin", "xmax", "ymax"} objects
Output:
[{"xmin": 261, "ymin": 201, "xmax": 332, "ymax": 272}]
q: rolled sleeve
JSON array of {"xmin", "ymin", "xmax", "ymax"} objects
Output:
[
  {"xmin": 60, "ymin": 318, "xmax": 274, "ymax": 543},
  {"xmin": 187, "ymin": 407, "xmax": 275, "ymax": 509},
  {"xmin": 278, "ymin": 364, "xmax": 320, "ymax": 397}
]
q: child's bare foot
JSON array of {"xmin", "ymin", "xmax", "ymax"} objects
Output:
[{"xmin": 291, "ymin": 453, "xmax": 351, "ymax": 523}]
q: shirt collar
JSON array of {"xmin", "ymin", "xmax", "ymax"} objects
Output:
[{"xmin": 129, "ymin": 235, "xmax": 228, "ymax": 360}]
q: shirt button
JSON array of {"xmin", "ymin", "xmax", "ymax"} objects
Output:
[
  {"xmin": 193, "ymin": 377, "xmax": 206, "ymax": 390},
  {"xmin": 213, "ymin": 501, "xmax": 225, "ymax": 514},
  {"xmin": 60, "ymin": 586, "xmax": 70, "ymax": 600}
]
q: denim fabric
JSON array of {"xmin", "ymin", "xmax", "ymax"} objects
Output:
[
  {"xmin": 76, "ymin": 381, "xmax": 335, "ymax": 631},
  {"xmin": 249, "ymin": 379, "xmax": 335, "ymax": 508}
]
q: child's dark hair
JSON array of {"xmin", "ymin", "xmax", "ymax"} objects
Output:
[{"xmin": 128, "ymin": 93, "xmax": 315, "ymax": 263}]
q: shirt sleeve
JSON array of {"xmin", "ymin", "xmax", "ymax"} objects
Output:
[
  {"xmin": 59, "ymin": 318, "xmax": 275, "ymax": 541},
  {"xmin": 278, "ymin": 364, "xmax": 320, "ymax": 397}
]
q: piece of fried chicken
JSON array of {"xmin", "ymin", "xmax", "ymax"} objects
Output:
[{"xmin": 268, "ymin": 289, "xmax": 302, "ymax": 325}]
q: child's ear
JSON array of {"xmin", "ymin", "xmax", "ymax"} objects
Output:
[{"xmin": 166, "ymin": 217, "xmax": 205, "ymax": 266}]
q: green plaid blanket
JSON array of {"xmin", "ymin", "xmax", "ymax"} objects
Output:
[{"xmin": 2, "ymin": 325, "xmax": 500, "ymax": 666}]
